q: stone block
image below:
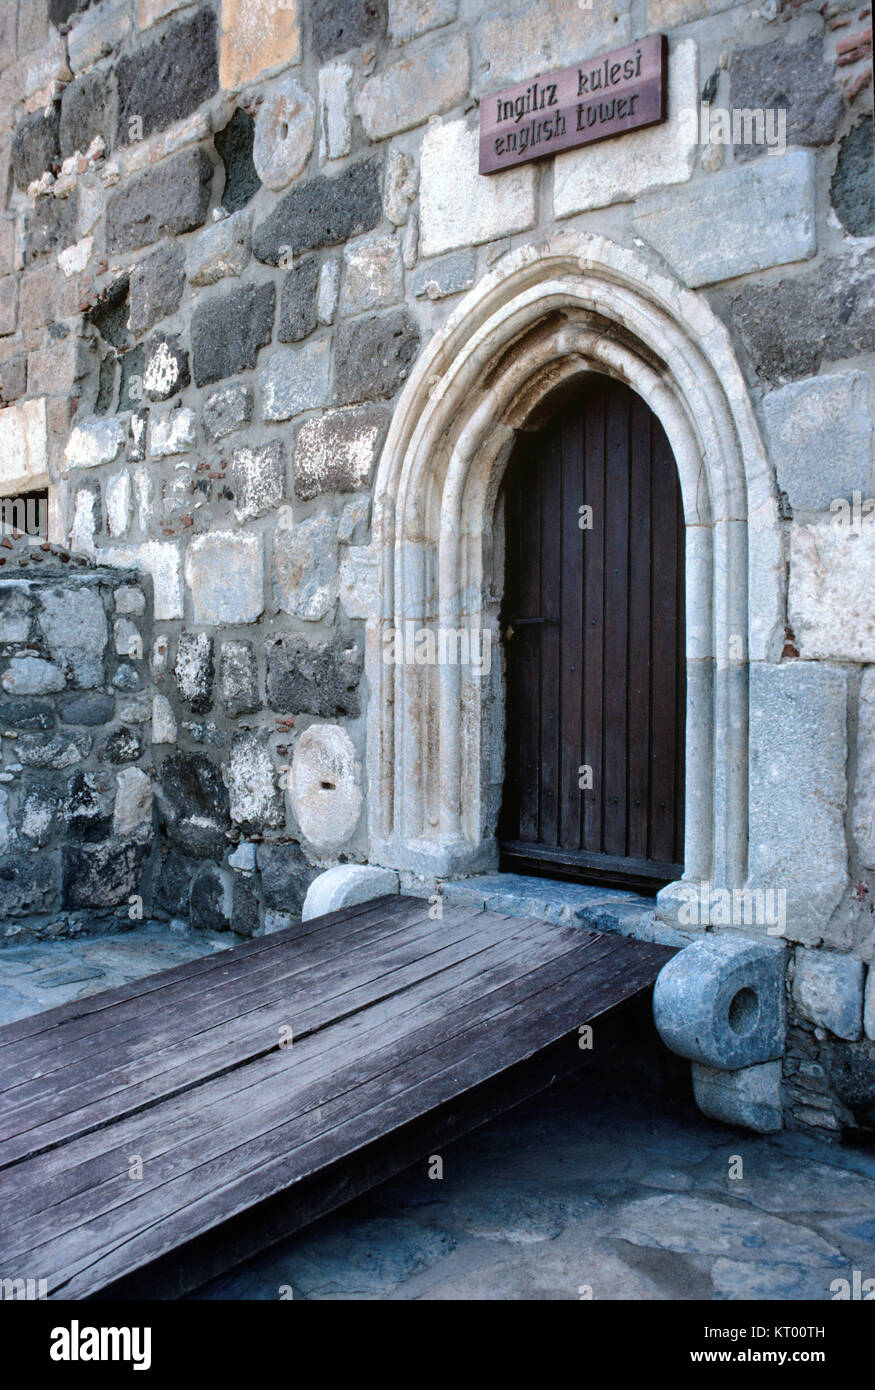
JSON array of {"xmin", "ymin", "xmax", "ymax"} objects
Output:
[
  {"xmin": 266, "ymin": 634, "xmax": 361, "ymax": 717},
  {"xmin": 278, "ymin": 256, "xmax": 319, "ymax": 343},
  {"xmin": 142, "ymin": 333, "xmax": 190, "ymax": 401},
  {"xmin": 853, "ymin": 669, "xmax": 875, "ymax": 871},
  {"xmin": 0, "ymin": 852, "xmax": 58, "ymax": 916},
  {"xmin": 762, "ymin": 371, "xmax": 873, "ymax": 513},
  {"xmin": 158, "ymin": 748, "xmax": 230, "ymax": 859},
  {"xmin": 273, "ymin": 514, "xmax": 338, "ymax": 620},
  {"xmin": 793, "ymin": 950, "xmax": 864, "ymax": 1041},
  {"xmin": 261, "ymin": 338, "xmax": 331, "ymax": 421},
  {"xmin": 789, "ymin": 520, "xmax": 875, "ymax": 663},
  {"xmin": 1, "ymin": 699, "xmax": 53, "ymax": 731},
  {"xmin": 11, "ymin": 106, "xmax": 60, "ymax": 191},
  {"xmin": 215, "ymin": 107, "xmax": 261, "ymax": 213},
  {"xmin": 729, "ymin": 37, "xmax": 842, "ymax": 163},
  {"xmin": 129, "ymin": 243, "xmax": 185, "ymax": 336},
  {"xmin": 632, "ymin": 151, "xmax": 816, "ymax": 289},
  {"xmin": 865, "ymin": 968, "xmax": 875, "ymax": 1042},
  {"xmin": 174, "ymin": 630, "xmax": 214, "ymax": 712},
  {"xmin": 302, "ymin": 864, "xmax": 399, "ymax": 921},
  {"xmin": 554, "ymin": 40, "xmax": 697, "ymax": 218},
  {"xmin": 190, "ymin": 865, "xmax": 231, "ymax": 931},
  {"xmin": 185, "ymin": 531, "xmax": 264, "ymax": 625},
  {"xmin": 411, "ymin": 248, "xmax": 475, "ymax": 301},
  {"xmin": 59, "ymin": 69, "xmax": 112, "ymax": 159},
  {"xmin": 105, "ymin": 726, "xmax": 145, "ymax": 763},
  {"xmin": 252, "ymin": 158, "xmax": 381, "ymax": 264},
  {"xmin": 831, "ymin": 117, "xmax": 875, "ymax": 240},
  {"xmin": 477, "ymin": 0, "xmax": 627, "ymax": 92},
  {"xmin": 253, "ymin": 78, "xmax": 315, "ymax": 191},
  {"xmin": 355, "ymin": 33, "xmax": 468, "ymax": 140},
  {"xmin": 653, "ymin": 933, "xmax": 786, "ymax": 1071},
  {"xmin": 191, "ymin": 282, "xmax": 275, "ymax": 387},
  {"xmin": 311, "ymin": 0, "xmax": 385, "ymax": 63},
  {"xmin": 24, "ymin": 190, "xmax": 79, "ymax": 264},
  {"xmin": 18, "ymin": 731, "xmax": 92, "ymax": 768},
  {"xmin": 186, "ymin": 209, "xmax": 251, "ymax": 287},
  {"xmin": 319, "ymin": 61, "xmax": 353, "ymax": 161},
  {"xmin": 334, "ymin": 309, "xmax": 419, "ymax": 405},
  {"xmin": 151, "ymin": 692, "xmax": 177, "ymax": 744},
  {"xmin": 389, "ymin": 0, "xmax": 455, "ymax": 45},
  {"xmin": 748, "ymin": 663, "xmax": 848, "ymax": 945},
  {"xmin": 101, "ymin": 541, "xmax": 183, "ymax": 620},
  {"xmin": 341, "ymin": 233, "xmax": 402, "ymax": 315},
  {"xmin": 1, "ymin": 657, "xmax": 66, "ymax": 695},
  {"xmin": 116, "ymin": 7, "xmax": 218, "ymax": 145},
  {"xmin": 220, "ymin": 0, "xmax": 301, "ymax": 91},
  {"xmin": 294, "ymin": 403, "xmax": 389, "ymax": 500},
  {"xmin": 229, "ymin": 729, "xmax": 284, "ymax": 832},
  {"xmin": 291, "ymin": 723, "xmax": 362, "ymax": 849},
  {"xmin": 317, "ymin": 259, "xmax": 340, "ymax": 324},
  {"xmin": 232, "ymin": 873, "xmax": 260, "ymax": 937},
  {"xmin": 68, "ymin": 0, "xmax": 131, "ymax": 72},
  {"xmin": 231, "ymin": 441, "xmax": 287, "ymax": 522},
  {"xmin": 150, "ymin": 404, "xmax": 196, "ymax": 457},
  {"xmin": 106, "ymin": 149, "xmax": 213, "ymax": 255},
  {"xmin": 219, "ymin": 640, "xmax": 259, "ymax": 717},
  {"xmin": 692, "ymin": 1060, "xmax": 783, "ymax": 1134},
  {"xmin": 420, "ymin": 118, "xmax": 536, "ymax": 258},
  {"xmin": 39, "ymin": 586, "xmax": 107, "ymax": 687},
  {"xmin": 201, "ymin": 383, "xmax": 253, "ymax": 444},
  {"xmin": 0, "ymin": 399, "xmax": 48, "ymax": 494},
  {"xmin": 383, "ymin": 147, "xmax": 417, "ymax": 226},
  {"xmin": 113, "ymin": 766, "xmax": 153, "ymax": 841},
  {"xmin": 59, "ymin": 693, "xmax": 115, "ymax": 726},
  {"xmin": 138, "ymin": 0, "xmax": 192, "ymax": 29}
]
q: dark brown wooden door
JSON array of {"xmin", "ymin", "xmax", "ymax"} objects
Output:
[{"xmin": 499, "ymin": 377, "xmax": 685, "ymax": 890}]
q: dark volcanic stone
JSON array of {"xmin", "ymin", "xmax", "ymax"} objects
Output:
[
  {"xmin": 190, "ymin": 865, "xmax": 230, "ymax": 930},
  {"xmin": 823, "ymin": 1038, "xmax": 875, "ymax": 1132},
  {"xmin": 0, "ymin": 853, "xmax": 58, "ymax": 916},
  {"xmin": 730, "ymin": 250, "xmax": 875, "ymax": 384},
  {"xmin": 118, "ymin": 346, "xmax": 146, "ymax": 411},
  {"xmin": 0, "ymin": 699, "xmax": 54, "ymax": 730},
  {"xmin": 12, "ymin": 106, "xmax": 61, "ymax": 191},
  {"xmin": 175, "ymin": 631, "xmax": 214, "ymax": 713},
  {"xmin": 334, "ymin": 309, "xmax": 420, "ymax": 404},
  {"xmin": 278, "ymin": 256, "xmax": 319, "ymax": 343},
  {"xmin": 20, "ymin": 786, "xmax": 59, "ymax": 846},
  {"xmin": 59, "ymin": 70, "xmax": 112, "ymax": 159},
  {"xmin": 191, "ymin": 282, "xmax": 275, "ymax": 386},
  {"xmin": 116, "ymin": 8, "xmax": 218, "ymax": 146},
  {"xmin": 87, "ymin": 279, "xmax": 130, "ymax": 348},
  {"xmin": 67, "ymin": 770, "xmax": 112, "ymax": 841},
  {"xmin": 253, "ymin": 159, "xmax": 382, "ymax": 264},
  {"xmin": 215, "ymin": 107, "xmax": 261, "ymax": 213},
  {"xmin": 729, "ymin": 36, "xmax": 843, "ymax": 162},
  {"xmin": 106, "ymin": 149, "xmax": 213, "ymax": 255},
  {"xmin": 105, "ymin": 726, "xmax": 145, "ymax": 763},
  {"xmin": 153, "ymin": 850, "xmax": 191, "ymax": 916},
  {"xmin": 311, "ymin": 0, "xmax": 385, "ymax": 62},
  {"xmin": 158, "ymin": 750, "xmax": 230, "ymax": 859},
  {"xmin": 831, "ymin": 117, "xmax": 875, "ymax": 239},
  {"xmin": 129, "ymin": 243, "xmax": 186, "ymax": 336},
  {"xmin": 265, "ymin": 635, "xmax": 361, "ymax": 717},
  {"xmin": 49, "ymin": 0, "xmax": 92, "ymax": 24},
  {"xmin": 24, "ymin": 190, "xmax": 79, "ymax": 264},
  {"xmin": 256, "ymin": 840, "xmax": 313, "ymax": 913},
  {"xmin": 0, "ymin": 355, "xmax": 27, "ymax": 403},
  {"xmin": 62, "ymin": 842, "xmax": 145, "ymax": 909},
  {"xmin": 219, "ymin": 640, "xmax": 259, "ymax": 717},
  {"xmin": 232, "ymin": 873, "xmax": 260, "ymax": 937},
  {"xmin": 59, "ymin": 693, "xmax": 115, "ymax": 726},
  {"xmin": 143, "ymin": 333, "xmax": 190, "ymax": 401}
]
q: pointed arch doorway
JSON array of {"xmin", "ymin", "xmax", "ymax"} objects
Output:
[{"xmin": 499, "ymin": 376, "xmax": 686, "ymax": 890}]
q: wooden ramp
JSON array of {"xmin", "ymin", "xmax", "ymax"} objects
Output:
[{"xmin": 0, "ymin": 894, "xmax": 673, "ymax": 1299}]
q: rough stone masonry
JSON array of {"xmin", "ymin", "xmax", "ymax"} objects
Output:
[{"xmin": 0, "ymin": 0, "xmax": 871, "ymax": 1141}]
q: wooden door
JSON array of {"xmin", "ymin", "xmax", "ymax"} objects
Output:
[{"xmin": 499, "ymin": 377, "xmax": 686, "ymax": 890}]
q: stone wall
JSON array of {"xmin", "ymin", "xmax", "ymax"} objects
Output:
[{"xmin": 0, "ymin": 0, "xmax": 872, "ymax": 1135}]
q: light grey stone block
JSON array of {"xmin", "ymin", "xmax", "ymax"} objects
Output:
[
  {"xmin": 632, "ymin": 151, "xmax": 816, "ymax": 288},
  {"xmin": 762, "ymin": 370, "xmax": 873, "ymax": 512},
  {"xmin": 692, "ymin": 1060, "xmax": 783, "ymax": 1134},
  {"xmin": 793, "ymin": 949, "xmax": 864, "ymax": 1041},
  {"xmin": 853, "ymin": 668, "xmax": 875, "ymax": 870},
  {"xmin": 261, "ymin": 340, "xmax": 331, "ymax": 422},
  {"xmin": 412, "ymin": 249, "xmax": 475, "ymax": 301},
  {"xmin": 302, "ymin": 864, "xmax": 399, "ymax": 921},
  {"xmin": 653, "ymin": 933, "xmax": 786, "ymax": 1071}
]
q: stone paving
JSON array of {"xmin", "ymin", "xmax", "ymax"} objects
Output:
[
  {"xmin": 0, "ymin": 924, "xmax": 233, "ymax": 1022},
  {"xmin": 192, "ymin": 1072, "xmax": 875, "ymax": 1302}
]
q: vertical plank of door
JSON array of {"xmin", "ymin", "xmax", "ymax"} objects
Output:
[
  {"xmin": 516, "ymin": 439, "xmax": 542, "ymax": 845},
  {"xmin": 674, "ymin": 486, "xmax": 687, "ymax": 865},
  {"xmin": 538, "ymin": 427, "xmax": 561, "ymax": 849},
  {"xmin": 559, "ymin": 407, "xmax": 584, "ymax": 852},
  {"xmin": 648, "ymin": 413, "xmax": 679, "ymax": 863},
  {"xmin": 627, "ymin": 390, "xmax": 652, "ymax": 863},
  {"xmin": 602, "ymin": 382, "xmax": 630, "ymax": 858},
  {"xmin": 582, "ymin": 386, "xmax": 605, "ymax": 855}
]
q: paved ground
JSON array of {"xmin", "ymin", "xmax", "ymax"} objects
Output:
[{"xmin": 2, "ymin": 928, "xmax": 873, "ymax": 1302}]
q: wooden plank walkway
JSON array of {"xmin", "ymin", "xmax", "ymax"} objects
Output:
[{"xmin": 0, "ymin": 894, "xmax": 673, "ymax": 1299}]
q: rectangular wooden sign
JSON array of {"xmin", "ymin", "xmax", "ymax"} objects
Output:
[{"xmin": 479, "ymin": 33, "xmax": 668, "ymax": 175}]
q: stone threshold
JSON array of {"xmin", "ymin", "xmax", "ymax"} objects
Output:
[{"xmin": 435, "ymin": 872, "xmax": 690, "ymax": 948}]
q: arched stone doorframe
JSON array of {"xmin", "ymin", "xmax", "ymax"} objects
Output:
[{"xmin": 364, "ymin": 232, "xmax": 783, "ymax": 913}]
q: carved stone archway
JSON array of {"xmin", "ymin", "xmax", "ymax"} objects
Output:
[{"xmin": 364, "ymin": 233, "xmax": 782, "ymax": 907}]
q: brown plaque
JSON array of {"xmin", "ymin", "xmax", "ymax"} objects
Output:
[{"xmin": 479, "ymin": 33, "xmax": 668, "ymax": 175}]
